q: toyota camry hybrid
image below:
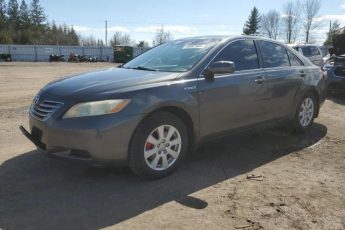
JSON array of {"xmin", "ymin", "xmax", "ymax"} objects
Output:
[{"xmin": 20, "ymin": 36, "xmax": 327, "ymax": 179}]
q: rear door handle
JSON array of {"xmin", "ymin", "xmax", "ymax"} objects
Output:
[
  {"xmin": 300, "ymin": 71, "xmax": 307, "ymax": 77},
  {"xmin": 254, "ymin": 76, "xmax": 265, "ymax": 84}
]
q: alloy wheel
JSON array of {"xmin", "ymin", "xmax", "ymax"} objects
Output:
[
  {"xmin": 299, "ymin": 97, "xmax": 314, "ymax": 127},
  {"xmin": 143, "ymin": 125, "xmax": 182, "ymax": 171}
]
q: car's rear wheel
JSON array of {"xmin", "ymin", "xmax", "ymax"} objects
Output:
[
  {"xmin": 294, "ymin": 93, "xmax": 316, "ymax": 132},
  {"xmin": 128, "ymin": 111, "xmax": 188, "ymax": 179}
]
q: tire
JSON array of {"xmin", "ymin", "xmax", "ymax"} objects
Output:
[
  {"xmin": 128, "ymin": 111, "xmax": 188, "ymax": 179},
  {"xmin": 294, "ymin": 93, "xmax": 317, "ymax": 133}
]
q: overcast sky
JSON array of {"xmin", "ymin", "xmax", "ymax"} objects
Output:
[{"xmin": 40, "ymin": 0, "xmax": 345, "ymax": 45}]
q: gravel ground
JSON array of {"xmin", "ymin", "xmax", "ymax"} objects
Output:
[{"xmin": 0, "ymin": 62, "xmax": 344, "ymax": 230}]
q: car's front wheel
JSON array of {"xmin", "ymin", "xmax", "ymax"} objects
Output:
[{"xmin": 128, "ymin": 111, "xmax": 188, "ymax": 179}]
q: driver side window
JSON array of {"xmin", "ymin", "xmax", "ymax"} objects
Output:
[{"xmin": 212, "ymin": 40, "xmax": 259, "ymax": 71}]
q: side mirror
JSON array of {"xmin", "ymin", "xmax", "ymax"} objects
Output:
[{"xmin": 203, "ymin": 61, "xmax": 236, "ymax": 79}]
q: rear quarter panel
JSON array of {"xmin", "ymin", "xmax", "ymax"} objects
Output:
[{"xmin": 296, "ymin": 66, "xmax": 326, "ymax": 113}]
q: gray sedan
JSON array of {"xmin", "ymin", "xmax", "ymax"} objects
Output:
[{"xmin": 21, "ymin": 36, "xmax": 327, "ymax": 179}]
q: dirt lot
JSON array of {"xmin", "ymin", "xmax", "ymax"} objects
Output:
[{"xmin": 0, "ymin": 62, "xmax": 344, "ymax": 230}]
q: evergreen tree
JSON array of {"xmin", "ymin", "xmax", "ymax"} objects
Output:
[
  {"xmin": 62, "ymin": 23, "xmax": 68, "ymax": 37},
  {"xmin": 7, "ymin": 0, "xmax": 19, "ymax": 26},
  {"xmin": 30, "ymin": 0, "xmax": 45, "ymax": 26},
  {"xmin": 7, "ymin": 0, "xmax": 20, "ymax": 42},
  {"xmin": 29, "ymin": 0, "xmax": 46, "ymax": 44},
  {"xmin": 57, "ymin": 24, "xmax": 63, "ymax": 44},
  {"xmin": 19, "ymin": 0, "xmax": 30, "ymax": 27},
  {"xmin": 68, "ymin": 26, "xmax": 79, "ymax": 45},
  {"xmin": 0, "ymin": 0, "xmax": 6, "ymax": 26},
  {"xmin": 332, "ymin": 29, "xmax": 345, "ymax": 55},
  {"xmin": 51, "ymin": 20, "xmax": 57, "ymax": 33},
  {"xmin": 243, "ymin": 7, "xmax": 261, "ymax": 36},
  {"xmin": 0, "ymin": 0, "xmax": 80, "ymax": 45},
  {"xmin": 18, "ymin": 0, "xmax": 31, "ymax": 43},
  {"xmin": 0, "ymin": 0, "xmax": 12, "ymax": 44},
  {"xmin": 51, "ymin": 20, "xmax": 58, "ymax": 44}
]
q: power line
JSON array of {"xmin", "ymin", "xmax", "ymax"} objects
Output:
[{"xmin": 105, "ymin": 20, "xmax": 108, "ymax": 46}]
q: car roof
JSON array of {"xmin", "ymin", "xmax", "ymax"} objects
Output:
[
  {"xmin": 174, "ymin": 35, "xmax": 291, "ymax": 45},
  {"xmin": 288, "ymin": 44, "xmax": 319, "ymax": 48},
  {"xmin": 173, "ymin": 35, "xmax": 308, "ymax": 55}
]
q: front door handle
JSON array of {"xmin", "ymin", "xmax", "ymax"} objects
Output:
[
  {"xmin": 300, "ymin": 71, "xmax": 307, "ymax": 77},
  {"xmin": 254, "ymin": 76, "xmax": 265, "ymax": 84}
]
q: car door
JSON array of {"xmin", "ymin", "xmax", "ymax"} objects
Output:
[
  {"xmin": 258, "ymin": 40, "xmax": 304, "ymax": 120},
  {"xmin": 198, "ymin": 39, "xmax": 270, "ymax": 137}
]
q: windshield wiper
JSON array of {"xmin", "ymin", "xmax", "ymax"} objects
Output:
[{"xmin": 128, "ymin": 66, "xmax": 158, "ymax": 71}]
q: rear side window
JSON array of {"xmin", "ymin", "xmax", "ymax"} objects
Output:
[
  {"xmin": 260, "ymin": 41, "xmax": 290, "ymax": 68},
  {"xmin": 310, "ymin": 46, "xmax": 321, "ymax": 56},
  {"xmin": 301, "ymin": 47, "xmax": 312, "ymax": 57},
  {"xmin": 287, "ymin": 51, "xmax": 303, "ymax": 66},
  {"xmin": 301, "ymin": 46, "xmax": 320, "ymax": 57},
  {"xmin": 212, "ymin": 40, "xmax": 259, "ymax": 71}
]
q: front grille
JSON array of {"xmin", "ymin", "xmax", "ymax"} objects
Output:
[{"xmin": 30, "ymin": 100, "xmax": 64, "ymax": 121}]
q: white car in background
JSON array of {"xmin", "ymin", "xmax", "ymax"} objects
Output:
[{"xmin": 290, "ymin": 44, "xmax": 323, "ymax": 67}]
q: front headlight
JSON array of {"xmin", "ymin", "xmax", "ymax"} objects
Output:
[{"xmin": 63, "ymin": 99, "xmax": 130, "ymax": 119}]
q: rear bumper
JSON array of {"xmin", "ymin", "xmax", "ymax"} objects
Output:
[
  {"xmin": 327, "ymin": 80, "xmax": 345, "ymax": 93},
  {"xmin": 21, "ymin": 113, "xmax": 143, "ymax": 165},
  {"xmin": 326, "ymin": 68, "xmax": 345, "ymax": 93}
]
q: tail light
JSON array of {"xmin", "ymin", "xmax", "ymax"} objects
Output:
[{"xmin": 322, "ymin": 69, "xmax": 328, "ymax": 80}]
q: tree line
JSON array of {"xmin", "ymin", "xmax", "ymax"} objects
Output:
[
  {"xmin": 242, "ymin": 0, "xmax": 344, "ymax": 46},
  {"xmin": 0, "ymin": 0, "xmax": 78, "ymax": 45},
  {"xmin": 0, "ymin": 0, "xmax": 172, "ymax": 48},
  {"xmin": 0, "ymin": 0, "xmax": 171, "ymax": 48}
]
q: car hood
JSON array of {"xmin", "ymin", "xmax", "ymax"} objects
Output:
[{"xmin": 42, "ymin": 67, "xmax": 181, "ymax": 98}]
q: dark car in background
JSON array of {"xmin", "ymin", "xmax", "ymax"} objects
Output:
[
  {"xmin": 20, "ymin": 36, "xmax": 326, "ymax": 179},
  {"xmin": 49, "ymin": 55, "xmax": 65, "ymax": 62},
  {"xmin": 0, "ymin": 53, "xmax": 12, "ymax": 62},
  {"xmin": 324, "ymin": 55, "xmax": 345, "ymax": 94}
]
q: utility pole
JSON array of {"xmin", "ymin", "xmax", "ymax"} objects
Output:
[{"xmin": 105, "ymin": 20, "xmax": 108, "ymax": 46}]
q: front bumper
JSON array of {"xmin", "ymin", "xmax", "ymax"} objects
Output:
[{"xmin": 21, "ymin": 112, "xmax": 143, "ymax": 165}]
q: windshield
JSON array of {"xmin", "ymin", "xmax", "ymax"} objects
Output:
[{"xmin": 123, "ymin": 38, "xmax": 222, "ymax": 72}]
